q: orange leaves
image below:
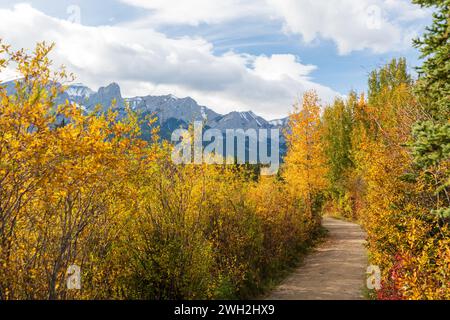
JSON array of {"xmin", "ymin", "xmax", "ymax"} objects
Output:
[
  {"xmin": 342, "ymin": 59, "xmax": 450, "ymax": 300},
  {"xmin": 0, "ymin": 41, "xmax": 155, "ymax": 299},
  {"xmin": 0, "ymin": 41, "xmax": 321, "ymax": 300}
]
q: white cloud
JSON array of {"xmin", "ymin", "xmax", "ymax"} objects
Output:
[
  {"xmin": 266, "ymin": 0, "xmax": 429, "ymax": 54},
  {"xmin": 253, "ymin": 54, "xmax": 317, "ymax": 81},
  {"xmin": 0, "ymin": 4, "xmax": 338, "ymax": 119},
  {"xmin": 120, "ymin": 0, "xmax": 271, "ymax": 26},
  {"xmin": 383, "ymin": 0, "xmax": 430, "ymax": 22},
  {"xmin": 0, "ymin": 67, "xmax": 20, "ymax": 83},
  {"xmin": 122, "ymin": 0, "xmax": 429, "ymax": 54}
]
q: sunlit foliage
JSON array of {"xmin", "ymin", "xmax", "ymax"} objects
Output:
[{"xmin": 0, "ymin": 40, "xmax": 321, "ymax": 300}]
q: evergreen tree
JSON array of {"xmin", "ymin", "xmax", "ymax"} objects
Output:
[
  {"xmin": 413, "ymin": 0, "xmax": 450, "ymax": 120},
  {"xmin": 411, "ymin": 0, "xmax": 450, "ymax": 218}
]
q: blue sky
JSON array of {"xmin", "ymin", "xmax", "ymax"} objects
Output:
[{"xmin": 0, "ymin": 0, "xmax": 431, "ymax": 119}]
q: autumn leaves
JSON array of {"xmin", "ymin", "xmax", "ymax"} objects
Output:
[
  {"xmin": 0, "ymin": 40, "xmax": 323, "ymax": 300},
  {"xmin": 1, "ymin": 0, "xmax": 448, "ymax": 300},
  {"xmin": 0, "ymin": 40, "xmax": 149, "ymax": 299}
]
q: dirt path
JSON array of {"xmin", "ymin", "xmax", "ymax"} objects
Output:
[{"xmin": 268, "ymin": 217, "xmax": 368, "ymax": 300}]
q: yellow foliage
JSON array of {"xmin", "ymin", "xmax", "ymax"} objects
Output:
[
  {"xmin": 351, "ymin": 74, "xmax": 450, "ymax": 300},
  {"xmin": 283, "ymin": 91, "xmax": 328, "ymax": 219},
  {"xmin": 0, "ymin": 41, "xmax": 320, "ymax": 300}
]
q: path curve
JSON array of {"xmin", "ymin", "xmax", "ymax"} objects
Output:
[{"xmin": 268, "ymin": 217, "xmax": 368, "ymax": 300}]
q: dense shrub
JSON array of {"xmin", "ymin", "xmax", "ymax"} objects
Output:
[{"xmin": 0, "ymin": 41, "xmax": 322, "ymax": 300}]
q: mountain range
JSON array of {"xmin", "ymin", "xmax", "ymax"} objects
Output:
[
  {"xmin": 63, "ymin": 82, "xmax": 287, "ymax": 130},
  {"xmin": 2, "ymin": 81, "xmax": 288, "ymax": 155}
]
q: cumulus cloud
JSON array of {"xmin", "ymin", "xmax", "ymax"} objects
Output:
[
  {"xmin": 266, "ymin": 0, "xmax": 429, "ymax": 54},
  {"xmin": 122, "ymin": 0, "xmax": 429, "ymax": 54},
  {"xmin": 252, "ymin": 55, "xmax": 317, "ymax": 81},
  {"xmin": 0, "ymin": 4, "xmax": 337, "ymax": 119}
]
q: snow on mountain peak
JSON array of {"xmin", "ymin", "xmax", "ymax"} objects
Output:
[
  {"xmin": 65, "ymin": 84, "xmax": 94, "ymax": 98},
  {"xmin": 59, "ymin": 82, "xmax": 287, "ymax": 131}
]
